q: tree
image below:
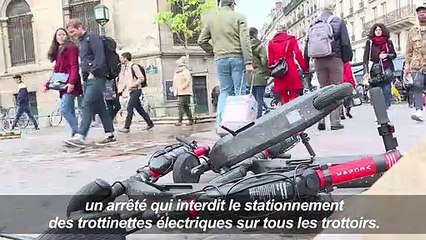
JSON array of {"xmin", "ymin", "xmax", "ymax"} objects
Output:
[{"xmin": 156, "ymin": 0, "xmax": 217, "ymax": 57}]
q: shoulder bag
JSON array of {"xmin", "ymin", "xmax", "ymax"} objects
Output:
[{"xmin": 268, "ymin": 42, "xmax": 289, "ymax": 78}]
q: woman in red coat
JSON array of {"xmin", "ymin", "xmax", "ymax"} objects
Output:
[
  {"xmin": 268, "ymin": 25, "xmax": 308, "ymax": 103},
  {"xmin": 341, "ymin": 61, "xmax": 356, "ymax": 119},
  {"xmin": 45, "ymin": 28, "xmax": 82, "ymax": 137}
]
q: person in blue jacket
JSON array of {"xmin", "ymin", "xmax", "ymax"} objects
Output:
[{"xmin": 11, "ymin": 74, "xmax": 39, "ymax": 131}]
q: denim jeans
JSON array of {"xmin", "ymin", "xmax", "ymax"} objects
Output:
[
  {"xmin": 379, "ymin": 83, "xmax": 392, "ymax": 110},
  {"xmin": 78, "ymin": 78, "xmax": 114, "ymax": 138},
  {"xmin": 61, "ymin": 93, "xmax": 78, "ymax": 136},
  {"xmin": 412, "ymin": 72, "xmax": 426, "ymax": 111},
  {"xmin": 215, "ymin": 57, "xmax": 245, "ymax": 126},
  {"xmin": 252, "ymin": 85, "xmax": 266, "ymax": 118}
]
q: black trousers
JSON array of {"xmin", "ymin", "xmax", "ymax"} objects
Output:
[
  {"xmin": 178, "ymin": 95, "xmax": 193, "ymax": 122},
  {"xmin": 12, "ymin": 104, "xmax": 38, "ymax": 129},
  {"xmin": 106, "ymin": 98, "xmax": 121, "ymax": 121},
  {"xmin": 124, "ymin": 89, "xmax": 153, "ymax": 129}
]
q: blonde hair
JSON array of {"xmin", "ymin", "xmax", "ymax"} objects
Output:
[{"xmin": 176, "ymin": 56, "xmax": 188, "ymax": 66}]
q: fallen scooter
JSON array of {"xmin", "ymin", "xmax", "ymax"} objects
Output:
[
  {"xmin": 32, "ymin": 87, "xmax": 401, "ymax": 240},
  {"xmin": 139, "ymin": 83, "xmax": 353, "ymax": 184}
]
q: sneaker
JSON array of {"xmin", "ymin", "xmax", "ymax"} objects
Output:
[
  {"xmin": 175, "ymin": 122, "xmax": 182, "ymax": 126},
  {"xmin": 185, "ymin": 121, "xmax": 194, "ymax": 126},
  {"xmin": 318, "ymin": 123, "xmax": 326, "ymax": 131},
  {"xmin": 146, "ymin": 125, "xmax": 154, "ymax": 130},
  {"xmin": 340, "ymin": 115, "xmax": 346, "ymax": 120},
  {"xmin": 411, "ymin": 110, "xmax": 424, "ymax": 122},
  {"xmin": 64, "ymin": 137, "xmax": 86, "ymax": 148},
  {"xmin": 118, "ymin": 128, "xmax": 130, "ymax": 133},
  {"xmin": 98, "ymin": 135, "xmax": 116, "ymax": 144},
  {"xmin": 331, "ymin": 124, "xmax": 344, "ymax": 131}
]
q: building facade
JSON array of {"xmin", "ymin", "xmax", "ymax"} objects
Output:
[
  {"xmin": 0, "ymin": 0, "xmax": 219, "ymax": 126},
  {"xmin": 261, "ymin": 0, "xmax": 421, "ymax": 75}
]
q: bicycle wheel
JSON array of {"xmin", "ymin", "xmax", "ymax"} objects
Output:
[{"xmin": 49, "ymin": 110, "xmax": 63, "ymax": 127}]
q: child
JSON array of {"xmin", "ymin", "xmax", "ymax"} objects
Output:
[{"xmin": 11, "ymin": 75, "xmax": 39, "ymax": 131}]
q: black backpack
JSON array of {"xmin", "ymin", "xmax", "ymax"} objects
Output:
[
  {"xmin": 131, "ymin": 63, "xmax": 148, "ymax": 88},
  {"xmin": 101, "ymin": 36, "xmax": 120, "ymax": 80}
]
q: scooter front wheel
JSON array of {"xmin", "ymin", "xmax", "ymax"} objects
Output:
[{"xmin": 173, "ymin": 152, "xmax": 201, "ymax": 183}]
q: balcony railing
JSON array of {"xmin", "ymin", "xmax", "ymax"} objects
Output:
[{"xmin": 362, "ymin": 5, "xmax": 416, "ymax": 37}]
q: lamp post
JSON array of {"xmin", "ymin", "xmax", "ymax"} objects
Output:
[{"xmin": 94, "ymin": 4, "xmax": 109, "ymax": 36}]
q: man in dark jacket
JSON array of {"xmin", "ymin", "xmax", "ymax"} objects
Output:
[
  {"xmin": 11, "ymin": 75, "xmax": 39, "ymax": 131},
  {"xmin": 304, "ymin": 1, "xmax": 353, "ymax": 131},
  {"xmin": 249, "ymin": 27, "xmax": 268, "ymax": 118},
  {"xmin": 64, "ymin": 18, "xmax": 115, "ymax": 147}
]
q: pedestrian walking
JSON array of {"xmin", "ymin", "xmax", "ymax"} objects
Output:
[
  {"xmin": 249, "ymin": 27, "xmax": 269, "ymax": 118},
  {"xmin": 362, "ymin": 23, "xmax": 396, "ymax": 111},
  {"xmin": 341, "ymin": 61, "xmax": 356, "ymax": 119},
  {"xmin": 11, "ymin": 75, "xmax": 39, "ymax": 131},
  {"xmin": 198, "ymin": 0, "xmax": 254, "ymax": 135},
  {"xmin": 268, "ymin": 24, "xmax": 308, "ymax": 104},
  {"xmin": 45, "ymin": 28, "xmax": 82, "ymax": 137},
  {"xmin": 117, "ymin": 52, "xmax": 154, "ymax": 133},
  {"xmin": 173, "ymin": 56, "xmax": 194, "ymax": 126},
  {"xmin": 64, "ymin": 19, "xmax": 116, "ymax": 147},
  {"xmin": 405, "ymin": 4, "xmax": 426, "ymax": 121},
  {"xmin": 104, "ymin": 77, "xmax": 121, "ymax": 122},
  {"xmin": 304, "ymin": 0, "xmax": 353, "ymax": 131}
]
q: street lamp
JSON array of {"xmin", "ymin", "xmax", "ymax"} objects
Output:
[{"xmin": 94, "ymin": 4, "xmax": 109, "ymax": 35}]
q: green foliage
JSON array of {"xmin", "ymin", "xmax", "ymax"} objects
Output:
[{"xmin": 156, "ymin": 0, "xmax": 216, "ymax": 46}]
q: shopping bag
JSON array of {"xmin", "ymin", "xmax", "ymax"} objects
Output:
[{"xmin": 221, "ymin": 74, "xmax": 258, "ymax": 133}]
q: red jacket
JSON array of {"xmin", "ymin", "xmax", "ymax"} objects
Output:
[
  {"xmin": 268, "ymin": 33, "xmax": 308, "ymax": 92},
  {"xmin": 46, "ymin": 44, "xmax": 82, "ymax": 97},
  {"xmin": 342, "ymin": 62, "xmax": 356, "ymax": 87}
]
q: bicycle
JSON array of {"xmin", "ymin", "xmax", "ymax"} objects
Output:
[
  {"xmin": 6, "ymin": 106, "xmax": 29, "ymax": 129},
  {"xmin": 49, "ymin": 100, "xmax": 83, "ymax": 127}
]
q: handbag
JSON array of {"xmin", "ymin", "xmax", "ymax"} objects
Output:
[
  {"xmin": 268, "ymin": 42, "xmax": 289, "ymax": 78},
  {"xmin": 369, "ymin": 60, "xmax": 394, "ymax": 85},
  {"xmin": 48, "ymin": 72, "xmax": 69, "ymax": 91},
  {"xmin": 220, "ymin": 73, "xmax": 258, "ymax": 134}
]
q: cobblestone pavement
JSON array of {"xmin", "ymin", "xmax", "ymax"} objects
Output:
[{"xmin": 1, "ymin": 104, "xmax": 425, "ymax": 240}]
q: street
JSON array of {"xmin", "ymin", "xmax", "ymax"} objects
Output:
[{"xmin": 0, "ymin": 104, "xmax": 425, "ymax": 240}]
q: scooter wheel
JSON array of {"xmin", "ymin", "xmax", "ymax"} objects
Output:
[{"xmin": 173, "ymin": 152, "xmax": 201, "ymax": 183}]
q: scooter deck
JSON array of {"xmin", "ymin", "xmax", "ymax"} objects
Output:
[{"xmin": 208, "ymin": 84, "xmax": 352, "ymax": 172}]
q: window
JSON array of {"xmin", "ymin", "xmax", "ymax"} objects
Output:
[
  {"xmin": 396, "ymin": 32, "xmax": 401, "ymax": 51},
  {"xmin": 381, "ymin": 2, "xmax": 387, "ymax": 15},
  {"xmin": 407, "ymin": 0, "xmax": 413, "ymax": 6},
  {"xmin": 396, "ymin": 0, "xmax": 400, "ymax": 9},
  {"xmin": 352, "ymin": 50, "xmax": 356, "ymax": 62},
  {"xmin": 7, "ymin": 0, "xmax": 35, "ymax": 66},
  {"xmin": 360, "ymin": 17, "xmax": 365, "ymax": 26},
  {"xmin": 68, "ymin": 0, "xmax": 100, "ymax": 35},
  {"xmin": 373, "ymin": 7, "xmax": 377, "ymax": 19}
]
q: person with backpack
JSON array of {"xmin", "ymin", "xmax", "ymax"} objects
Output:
[
  {"xmin": 64, "ymin": 18, "xmax": 116, "ymax": 147},
  {"xmin": 304, "ymin": 0, "xmax": 353, "ymax": 131},
  {"xmin": 117, "ymin": 52, "xmax": 154, "ymax": 133},
  {"xmin": 268, "ymin": 24, "xmax": 308, "ymax": 104}
]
